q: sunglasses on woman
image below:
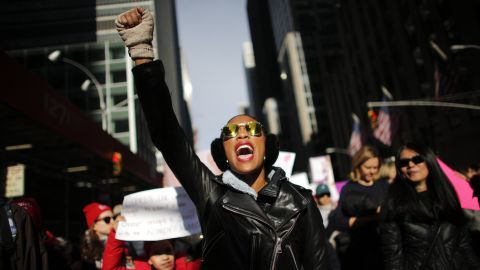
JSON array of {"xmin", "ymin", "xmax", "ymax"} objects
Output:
[
  {"xmin": 95, "ymin": 216, "xmax": 113, "ymax": 224},
  {"xmin": 222, "ymin": 121, "xmax": 262, "ymax": 138},
  {"xmin": 399, "ymin": 155, "xmax": 425, "ymax": 168}
]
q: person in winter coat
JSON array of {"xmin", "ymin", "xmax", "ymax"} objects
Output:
[
  {"xmin": 102, "ymin": 216, "xmax": 201, "ymax": 270},
  {"xmin": 0, "ymin": 196, "xmax": 43, "ymax": 270},
  {"xmin": 0, "ymin": 165, "xmax": 43, "ymax": 270},
  {"xmin": 11, "ymin": 197, "xmax": 72, "ymax": 270},
  {"xmin": 80, "ymin": 202, "xmax": 114, "ymax": 269},
  {"xmin": 114, "ymin": 7, "xmax": 329, "ymax": 270},
  {"xmin": 327, "ymin": 145, "xmax": 389, "ymax": 270},
  {"xmin": 380, "ymin": 143, "xmax": 480, "ymax": 270}
]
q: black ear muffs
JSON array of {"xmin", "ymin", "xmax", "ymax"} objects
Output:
[
  {"xmin": 265, "ymin": 134, "xmax": 280, "ymax": 169},
  {"xmin": 210, "ymin": 134, "xmax": 280, "ymax": 172},
  {"xmin": 211, "ymin": 138, "xmax": 229, "ymax": 171}
]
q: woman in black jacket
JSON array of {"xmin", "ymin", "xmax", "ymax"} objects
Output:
[
  {"xmin": 380, "ymin": 143, "xmax": 480, "ymax": 270},
  {"xmin": 327, "ymin": 145, "xmax": 388, "ymax": 270},
  {"xmin": 115, "ymin": 7, "xmax": 329, "ymax": 270}
]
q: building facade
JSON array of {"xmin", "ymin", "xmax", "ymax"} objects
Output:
[
  {"xmin": 247, "ymin": 0, "xmax": 348, "ymax": 177},
  {"xmin": 1, "ymin": 0, "xmax": 193, "ymax": 241},
  {"xmin": 247, "ymin": 0, "xmax": 480, "ymax": 179}
]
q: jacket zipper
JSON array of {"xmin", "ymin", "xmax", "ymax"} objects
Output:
[
  {"xmin": 270, "ymin": 236, "xmax": 283, "ymax": 270},
  {"xmin": 286, "ymin": 244, "xmax": 299, "ymax": 270},
  {"xmin": 270, "ymin": 213, "xmax": 300, "ymax": 270},
  {"xmin": 222, "ymin": 198, "xmax": 303, "ymax": 270},
  {"xmin": 250, "ymin": 232, "xmax": 259, "ymax": 270}
]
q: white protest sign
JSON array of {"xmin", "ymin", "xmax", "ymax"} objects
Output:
[
  {"xmin": 309, "ymin": 155, "xmax": 334, "ymax": 184},
  {"xmin": 116, "ymin": 187, "xmax": 201, "ymax": 241},
  {"xmin": 273, "ymin": 151, "xmax": 296, "ymax": 178},
  {"xmin": 289, "ymin": 172, "xmax": 310, "ymax": 189},
  {"xmin": 6, "ymin": 164, "xmax": 25, "ymax": 198},
  {"xmin": 309, "ymin": 155, "xmax": 339, "ymax": 201}
]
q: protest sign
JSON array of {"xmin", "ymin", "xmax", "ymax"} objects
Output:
[
  {"xmin": 6, "ymin": 164, "xmax": 25, "ymax": 198},
  {"xmin": 116, "ymin": 187, "xmax": 201, "ymax": 241},
  {"xmin": 273, "ymin": 151, "xmax": 296, "ymax": 178},
  {"xmin": 309, "ymin": 155, "xmax": 339, "ymax": 201},
  {"xmin": 289, "ymin": 172, "xmax": 310, "ymax": 189}
]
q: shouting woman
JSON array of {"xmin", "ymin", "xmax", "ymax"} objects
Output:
[{"xmin": 114, "ymin": 7, "xmax": 329, "ymax": 270}]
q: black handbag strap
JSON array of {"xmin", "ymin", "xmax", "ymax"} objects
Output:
[{"xmin": 419, "ymin": 223, "xmax": 442, "ymax": 270}]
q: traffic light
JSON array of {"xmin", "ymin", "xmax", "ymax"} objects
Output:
[
  {"xmin": 112, "ymin": 152, "xmax": 122, "ymax": 176},
  {"xmin": 368, "ymin": 108, "xmax": 378, "ymax": 129}
]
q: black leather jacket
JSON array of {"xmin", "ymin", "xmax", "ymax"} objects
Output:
[
  {"xmin": 380, "ymin": 217, "xmax": 480, "ymax": 270},
  {"xmin": 133, "ymin": 61, "xmax": 329, "ymax": 270}
]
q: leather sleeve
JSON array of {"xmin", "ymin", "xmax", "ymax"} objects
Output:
[
  {"xmin": 300, "ymin": 199, "xmax": 330, "ymax": 270},
  {"xmin": 101, "ymin": 230, "xmax": 127, "ymax": 270},
  {"xmin": 379, "ymin": 221, "xmax": 404, "ymax": 270},
  {"xmin": 132, "ymin": 60, "xmax": 215, "ymax": 217},
  {"xmin": 457, "ymin": 225, "xmax": 480, "ymax": 269}
]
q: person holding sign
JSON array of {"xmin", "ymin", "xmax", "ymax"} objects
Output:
[
  {"xmin": 115, "ymin": 7, "xmax": 329, "ymax": 270},
  {"xmin": 102, "ymin": 215, "xmax": 201, "ymax": 270}
]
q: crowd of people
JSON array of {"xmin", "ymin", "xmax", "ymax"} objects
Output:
[
  {"xmin": 1, "ymin": 6, "xmax": 479, "ymax": 270},
  {"xmin": 319, "ymin": 144, "xmax": 480, "ymax": 270}
]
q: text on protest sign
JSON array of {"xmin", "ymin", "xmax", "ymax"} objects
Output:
[{"xmin": 116, "ymin": 187, "xmax": 201, "ymax": 241}]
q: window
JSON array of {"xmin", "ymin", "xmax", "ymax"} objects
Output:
[
  {"xmin": 111, "ymin": 46, "xmax": 125, "ymax": 59},
  {"xmin": 114, "ymin": 119, "xmax": 129, "ymax": 133},
  {"xmin": 111, "ymin": 70, "xmax": 126, "ymax": 83}
]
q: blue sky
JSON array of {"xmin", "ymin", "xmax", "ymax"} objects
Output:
[{"xmin": 176, "ymin": 0, "xmax": 250, "ymax": 151}]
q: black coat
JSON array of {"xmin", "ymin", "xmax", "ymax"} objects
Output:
[
  {"xmin": 0, "ymin": 198, "xmax": 43, "ymax": 270},
  {"xmin": 133, "ymin": 60, "xmax": 329, "ymax": 270},
  {"xmin": 380, "ymin": 215, "xmax": 480, "ymax": 270}
]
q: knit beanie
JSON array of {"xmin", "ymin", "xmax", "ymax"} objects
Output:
[
  {"xmin": 145, "ymin": 240, "xmax": 174, "ymax": 257},
  {"xmin": 83, "ymin": 202, "xmax": 111, "ymax": 228}
]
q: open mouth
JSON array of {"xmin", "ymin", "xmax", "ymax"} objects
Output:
[{"xmin": 235, "ymin": 142, "xmax": 254, "ymax": 161}]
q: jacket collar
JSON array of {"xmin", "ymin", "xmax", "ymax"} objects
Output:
[
  {"xmin": 221, "ymin": 191, "xmax": 274, "ymax": 229},
  {"xmin": 259, "ymin": 166, "xmax": 286, "ymax": 198},
  {"xmin": 220, "ymin": 167, "xmax": 309, "ymax": 230},
  {"xmin": 219, "ymin": 166, "xmax": 287, "ymax": 200},
  {"xmin": 269, "ymin": 180, "xmax": 310, "ymax": 229},
  {"xmin": 221, "ymin": 169, "xmax": 258, "ymax": 199}
]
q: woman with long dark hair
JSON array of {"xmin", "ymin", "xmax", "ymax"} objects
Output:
[
  {"xmin": 113, "ymin": 7, "xmax": 329, "ymax": 270},
  {"xmin": 380, "ymin": 143, "xmax": 480, "ymax": 269}
]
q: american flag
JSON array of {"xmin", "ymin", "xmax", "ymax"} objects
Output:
[
  {"xmin": 347, "ymin": 117, "xmax": 362, "ymax": 156},
  {"xmin": 373, "ymin": 104, "xmax": 392, "ymax": 146}
]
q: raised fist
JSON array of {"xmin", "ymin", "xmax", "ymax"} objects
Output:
[{"xmin": 115, "ymin": 7, "xmax": 154, "ymax": 60}]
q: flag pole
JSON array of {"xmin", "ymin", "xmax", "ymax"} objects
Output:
[{"xmin": 367, "ymin": 100, "xmax": 480, "ymax": 110}]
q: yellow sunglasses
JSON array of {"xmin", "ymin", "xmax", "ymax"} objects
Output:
[{"xmin": 221, "ymin": 121, "xmax": 263, "ymax": 138}]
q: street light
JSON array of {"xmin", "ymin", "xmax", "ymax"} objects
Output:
[
  {"xmin": 450, "ymin": 44, "xmax": 480, "ymax": 52},
  {"xmin": 429, "ymin": 40, "xmax": 448, "ymax": 61},
  {"xmin": 325, "ymin": 147, "xmax": 351, "ymax": 156},
  {"xmin": 48, "ymin": 50, "xmax": 107, "ymax": 131},
  {"xmin": 430, "ymin": 41, "xmax": 480, "ymax": 59},
  {"xmin": 367, "ymin": 100, "xmax": 480, "ymax": 110}
]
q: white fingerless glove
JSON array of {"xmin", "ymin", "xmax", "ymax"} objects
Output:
[{"xmin": 115, "ymin": 9, "xmax": 154, "ymax": 60}]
